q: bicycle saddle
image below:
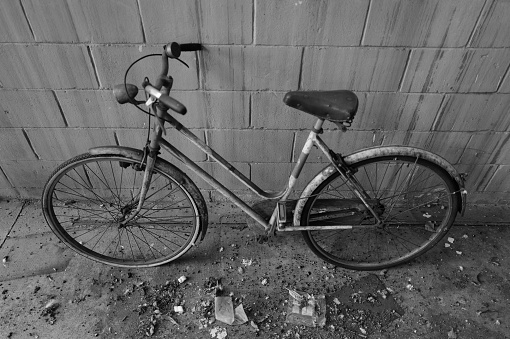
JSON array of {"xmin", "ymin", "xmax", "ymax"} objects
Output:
[{"xmin": 283, "ymin": 90, "xmax": 358, "ymax": 123}]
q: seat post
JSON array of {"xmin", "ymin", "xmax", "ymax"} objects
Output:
[{"xmin": 312, "ymin": 118, "xmax": 325, "ymax": 133}]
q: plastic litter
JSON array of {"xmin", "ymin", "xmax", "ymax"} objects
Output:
[
  {"xmin": 214, "ymin": 297, "xmax": 248, "ymax": 325},
  {"xmin": 215, "ymin": 297, "xmax": 234, "ymax": 325},
  {"xmin": 285, "ymin": 290, "xmax": 326, "ymax": 327},
  {"xmin": 178, "ymin": 276, "xmax": 187, "ymax": 284}
]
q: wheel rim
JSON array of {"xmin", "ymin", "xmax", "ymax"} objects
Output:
[
  {"xmin": 304, "ymin": 156, "xmax": 457, "ymax": 269},
  {"xmin": 44, "ymin": 156, "xmax": 200, "ymax": 267}
]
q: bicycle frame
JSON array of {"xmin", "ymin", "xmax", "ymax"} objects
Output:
[{"xmin": 126, "ymin": 107, "xmax": 381, "ymax": 235}]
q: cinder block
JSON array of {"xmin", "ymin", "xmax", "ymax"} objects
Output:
[
  {"xmin": 355, "ymin": 93, "xmax": 444, "ymax": 131},
  {"xmin": 0, "ymin": 90, "xmax": 65, "ymax": 127},
  {"xmin": 115, "ymin": 128, "xmax": 207, "ymax": 162},
  {"xmin": 251, "ymin": 91, "xmax": 317, "ymax": 129},
  {"xmin": 24, "ymin": 128, "xmax": 116, "ymax": 161},
  {"xmin": 251, "ymin": 162, "xmax": 326, "ymax": 192},
  {"xmin": 470, "ymin": 0, "xmax": 510, "ymax": 47},
  {"xmin": 434, "ymin": 94, "xmax": 510, "ymax": 132},
  {"xmin": 0, "ymin": 45, "xmax": 97, "ymax": 89},
  {"xmin": 0, "ymin": 160, "xmax": 60, "ymax": 192},
  {"xmin": 498, "ymin": 72, "xmax": 510, "ymax": 93},
  {"xmin": 301, "ymin": 47, "xmax": 409, "ymax": 91},
  {"xmin": 458, "ymin": 132, "xmax": 510, "ymax": 165},
  {"xmin": 0, "ymin": 1, "xmax": 34, "ymax": 42},
  {"xmin": 206, "ymin": 130, "xmax": 294, "ymax": 162},
  {"xmin": 455, "ymin": 164, "xmax": 498, "ymax": 192},
  {"xmin": 171, "ymin": 91, "xmax": 250, "ymax": 129},
  {"xmin": 255, "ymin": 0, "xmax": 369, "ymax": 46},
  {"xmin": 140, "ymin": 0, "xmax": 252, "ymax": 44},
  {"xmin": 172, "ymin": 161, "xmax": 250, "ymax": 191},
  {"xmin": 363, "ymin": 0, "xmax": 484, "ymax": 47},
  {"xmin": 201, "ymin": 46, "xmax": 301, "ymax": 90},
  {"xmin": 55, "ymin": 90, "xmax": 146, "ymax": 128},
  {"xmin": 0, "ymin": 129, "xmax": 36, "ymax": 160},
  {"xmin": 90, "ymin": 45, "xmax": 198, "ymax": 90},
  {"xmin": 294, "ymin": 130, "xmax": 385, "ymax": 163},
  {"xmin": 0, "ymin": 166, "xmax": 16, "ymax": 197},
  {"xmin": 401, "ymin": 48, "xmax": 510, "ymax": 93},
  {"xmin": 484, "ymin": 165, "xmax": 510, "ymax": 192},
  {"xmin": 382, "ymin": 131, "xmax": 470, "ymax": 164},
  {"xmin": 23, "ymin": 0, "xmax": 143, "ymax": 43}
]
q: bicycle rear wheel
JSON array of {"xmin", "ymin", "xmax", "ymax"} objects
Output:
[
  {"xmin": 42, "ymin": 153, "xmax": 207, "ymax": 268},
  {"xmin": 300, "ymin": 155, "xmax": 459, "ymax": 270}
]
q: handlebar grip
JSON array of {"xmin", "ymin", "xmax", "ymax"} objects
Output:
[
  {"xmin": 180, "ymin": 43, "xmax": 202, "ymax": 52},
  {"xmin": 144, "ymin": 84, "xmax": 187, "ymax": 115}
]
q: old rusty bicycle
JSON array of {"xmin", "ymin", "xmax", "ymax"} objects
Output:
[{"xmin": 42, "ymin": 42, "xmax": 467, "ymax": 270}]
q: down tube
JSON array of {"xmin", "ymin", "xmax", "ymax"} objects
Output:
[{"xmin": 159, "ymin": 139, "xmax": 271, "ymax": 232}]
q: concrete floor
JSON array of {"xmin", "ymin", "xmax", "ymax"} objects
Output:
[{"xmin": 1, "ymin": 199, "xmax": 510, "ymax": 339}]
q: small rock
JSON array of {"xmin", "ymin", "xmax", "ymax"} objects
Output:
[{"xmin": 447, "ymin": 328, "xmax": 457, "ymax": 338}]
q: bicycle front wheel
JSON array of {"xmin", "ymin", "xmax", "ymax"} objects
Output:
[
  {"xmin": 300, "ymin": 155, "xmax": 459, "ymax": 270},
  {"xmin": 42, "ymin": 153, "xmax": 207, "ymax": 268}
]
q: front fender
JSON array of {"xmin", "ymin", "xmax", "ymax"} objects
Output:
[
  {"xmin": 294, "ymin": 146, "xmax": 466, "ymax": 226},
  {"xmin": 89, "ymin": 146, "xmax": 209, "ymax": 242}
]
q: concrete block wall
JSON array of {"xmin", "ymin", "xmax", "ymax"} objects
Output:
[{"xmin": 1, "ymin": 0, "xmax": 510, "ymax": 205}]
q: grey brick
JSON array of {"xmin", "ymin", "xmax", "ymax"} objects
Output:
[
  {"xmin": 23, "ymin": 0, "xmax": 143, "ymax": 43},
  {"xmin": 434, "ymin": 94, "xmax": 510, "ymax": 132},
  {"xmin": 455, "ymin": 164, "xmax": 498, "ymax": 192},
  {"xmin": 24, "ymin": 128, "xmax": 116, "ymax": 161},
  {"xmin": 0, "ymin": 45, "xmax": 97, "ymax": 89},
  {"xmin": 251, "ymin": 91, "xmax": 318, "ymax": 129},
  {"xmin": 355, "ymin": 93, "xmax": 444, "ymax": 131},
  {"xmin": 171, "ymin": 91, "xmax": 250, "ymax": 129},
  {"xmin": 458, "ymin": 132, "xmax": 510, "ymax": 165},
  {"xmin": 55, "ymin": 90, "xmax": 146, "ymax": 128},
  {"xmin": 0, "ymin": 129, "xmax": 37, "ymax": 160},
  {"xmin": 363, "ymin": 0, "xmax": 485, "ymax": 47},
  {"xmin": 90, "ymin": 45, "xmax": 198, "ymax": 90},
  {"xmin": 382, "ymin": 131, "xmax": 470, "ymax": 164},
  {"xmin": 401, "ymin": 49, "xmax": 510, "ymax": 93},
  {"xmin": 255, "ymin": 0, "xmax": 369, "ymax": 46},
  {"xmin": 0, "ymin": 90, "xmax": 65, "ymax": 127},
  {"xmin": 301, "ymin": 47, "xmax": 409, "ymax": 91},
  {"xmin": 140, "ymin": 0, "xmax": 252, "ymax": 44},
  {"xmin": 0, "ymin": 1, "xmax": 34, "ymax": 42},
  {"xmin": 0, "ymin": 160, "xmax": 59, "ymax": 191},
  {"xmin": 201, "ymin": 46, "xmax": 301, "ymax": 90},
  {"xmin": 484, "ymin": 165, "xmax": 510, "ymax": 192},
  {"xmin": 294, "ymin": 130, "xmax": 385, "ymax": 163},
  {"xmin": 207, "ymin": 130, "xmax": 294, "ymax": 162},
  {"xmin": 115, "ymin": 128, "xmax": 207, "ymax": 162},
  {"xmin": 470, "ymin": 0, "xmax": 510, "ymax": 48}
]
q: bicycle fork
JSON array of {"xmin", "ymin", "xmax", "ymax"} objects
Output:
[{"xmin": 119, "ymin": 121, "xmax": 163, "ymax": 226}]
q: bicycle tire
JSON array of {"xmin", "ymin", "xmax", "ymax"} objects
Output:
[
  {"xmin": 42, "ymin": 153, "xmax": 207, "ymax": 268},
  {"xmin": 300, "ymin": 155, "xmax": 459, "ymax": 270}
]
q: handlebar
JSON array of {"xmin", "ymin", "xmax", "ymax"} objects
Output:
[{"xmin": 114, "ymin": 42, "xmax": 202, "ymax": 115}]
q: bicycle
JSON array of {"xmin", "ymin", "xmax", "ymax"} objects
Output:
[{"xmin": 42, "ymin": 42, "xmax": 467, "ymax": 271}]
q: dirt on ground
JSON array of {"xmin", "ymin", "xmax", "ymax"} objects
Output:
[{"xmin": 1, "ymin": 202, "xmax": 510, "ymax": 339}]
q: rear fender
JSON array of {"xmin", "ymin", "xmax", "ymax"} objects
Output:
[
  {"xmin": 89, "ymin": 146, "xmax": 209, "ymax": 242},
  {"xmin": 294, "ymin": 146, "xmax": 466, "ymax": 226}
]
